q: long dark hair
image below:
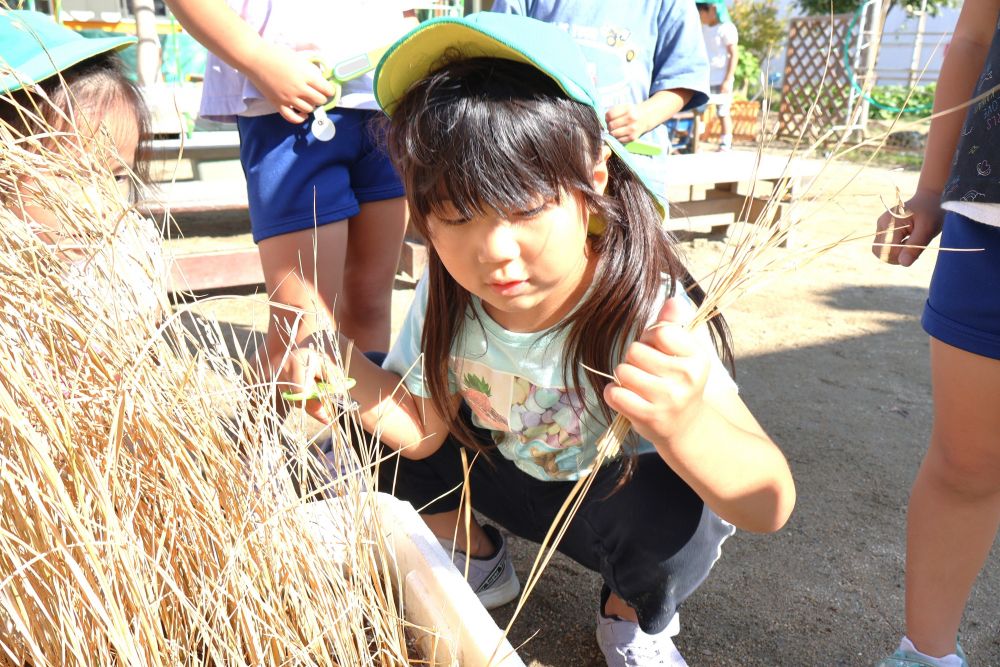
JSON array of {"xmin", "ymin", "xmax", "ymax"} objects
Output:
[
  {"xmin": 0, "ymin": 51, "xmax": 151, "ymax": 184},
  {"xmin": 382, "ymin": 56, "xmax": 733, "ymax": 473}
]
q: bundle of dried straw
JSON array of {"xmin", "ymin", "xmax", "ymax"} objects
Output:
[{"xmin": 0, "ymin": 94, "xmax": 426, "ymax": 665}]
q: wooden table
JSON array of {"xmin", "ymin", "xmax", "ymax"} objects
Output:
[{"xmin": 663, "ymin": 150, "xmax": 821, "ymax": 240}]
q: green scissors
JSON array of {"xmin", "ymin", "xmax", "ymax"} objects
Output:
[
  {"xmin": 310, "ymin": 44, "xmax": 392, "ymax": 141},
  {"xmin": 624, "ymin": 140, "xmax": 663, "ymax": 156},
  {"xmin": 280, "ymin": 377, "xmax": 358, "ymax": 405}
]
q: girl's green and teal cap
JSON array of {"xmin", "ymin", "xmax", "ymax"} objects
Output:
[
  {"xmin": 0, "ymin": 9, "xmax": 135, "ymax": 94},
  {"xmin": 374, "ymin": 12, "xmax": 666, "ymax": 215}
]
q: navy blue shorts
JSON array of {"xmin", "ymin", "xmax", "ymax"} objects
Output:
[
  {"xmin": 237, "ymin": 109, "xmax": 405, "ymax": 243},
  {"xmin": 922, "ymin": 211, "xmax": 1000, "ymax": 360}
]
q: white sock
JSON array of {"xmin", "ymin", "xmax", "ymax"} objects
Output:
[
  {"xmin": 899, "ymin": 637, "xmax": 964, "ymax": 667},
  {"xmin": 720, "ymin": 133, "xmax": 732, "ymax": 146}
]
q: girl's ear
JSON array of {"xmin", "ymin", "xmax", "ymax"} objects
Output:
[{"xmin": 592, "ymin": 145, "xmax": 613, "ymax": 196}]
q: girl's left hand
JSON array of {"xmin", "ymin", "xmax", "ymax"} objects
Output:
[{"xmin": 603, "ymin": 297, "xmax": 710, "ymax": 449}]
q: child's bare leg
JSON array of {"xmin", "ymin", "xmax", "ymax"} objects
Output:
[
  {"xmin": 421, "ymin": 509, "xmax": 494, "ymax": 558},
  {"xmin": 341, "ymin": 197, "xmax": 407, "ymax": 352},
  {"xmin": 603, "ymin": 591, "xmax": 639, "ymax": 623},
  {"xmin": 255, "ymin": 223, "xmax": 348, "ymax": 378},
  {"xmin": 905, "ymin": 338, "xmax": 1000, "ymax": 657},
  {"xmin": 720, "ymin": 115, "xmax": 733, "ymax": 143}
]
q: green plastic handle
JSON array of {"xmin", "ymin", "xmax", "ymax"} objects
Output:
[
  {"xmin": 280, "ymin": 378, "xmax": 357, "ymax": 403},
  {"xmin": 624, "ymin": 140, "xmax": 663, "ymax": 156},
  {"xmin": 315, "ymin": 44, "xmax": 393, "ymax": 111}
]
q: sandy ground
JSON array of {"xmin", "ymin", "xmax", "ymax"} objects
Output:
[{"xmin": 169, "ymin": 156, "xmax": 1000, "ymax": 667}]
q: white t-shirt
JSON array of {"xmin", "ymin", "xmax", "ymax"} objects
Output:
[
  {"xmin": 383, "ymin": 273, "xmax": 738, "ymax": 482},
  {"xmin": 65, "ymin": 212, "xmax": 167, "ymax": 330},
  {"xmin": 198, "ymin": 0, "xmax": 416, "ymax": 122},
  {"xmin": 701, "ymin": 22, "xmax": 738, "ymax": 86}
]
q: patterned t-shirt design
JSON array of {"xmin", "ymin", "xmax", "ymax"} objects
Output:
[{"xmin": 458, "ymin": 361, "xmax": 586, "ymax": 480}]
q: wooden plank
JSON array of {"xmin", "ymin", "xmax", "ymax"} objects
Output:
[
  {"xmin": 148, "ymin": 131, "xmax": 241, "ymax": 163},
  {"xmin": 663, "ymin": 150, "xmax": 820, "ymax": 187},
  {"xmin": 169, "ymin": 248, "xmax": 263, "ymax": 293},
  {"xmin": 140, "ymin": 179, "xmax": 249, "ymax": 217}
]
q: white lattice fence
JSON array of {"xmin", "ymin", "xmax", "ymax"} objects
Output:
[{"xmin": 778, "ymin": 12, "xmax": 875, "ymax": 141}]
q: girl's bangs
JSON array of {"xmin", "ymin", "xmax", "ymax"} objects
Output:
[{"xmin": 401, "ymin": 80, "xmax": 599, "ymax": 225}]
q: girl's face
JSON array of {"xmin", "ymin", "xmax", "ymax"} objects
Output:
[
  {"xmin": 25, "ymin": 105, "xmax": 139, "ymax": 237},
  {"xmin": 427, "ymin": 149, "xmax": 611, "ymax": 333}
]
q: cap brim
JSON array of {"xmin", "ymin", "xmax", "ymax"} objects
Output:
[
  {"xmin": 375, "ymin": 18, "xmax": 593, "ymax": 116},
  {"xmin": 374, "ymin": 15, "xmax": 666, "ymax": 218},
  {"xmin": 602, "ymin": 133, "xmax": 667, "ymax": 219},
  {"xmin": 1, "ymin": 33, "xmax": 134, "ymax": 94}
]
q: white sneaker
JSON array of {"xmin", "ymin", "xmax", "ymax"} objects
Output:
[
  {"xmin": 438, "ymin": 524, "xmax": 520, "ymax": 609},
  {"xmin": 596, "ymin": 610, "xmax": 686, "ymax": 667}
]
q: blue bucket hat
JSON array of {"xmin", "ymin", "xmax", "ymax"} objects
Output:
[
  {"xmin": 700, "ymin": 0, "xmax": 732, "ymax": 24},
  {"xmin": 0, "ymin": 9, "xmax": 135, "ymax": 94},
  {"xmin": 373, "ymin": 12, "xmax": 666, "ymax": 214}
]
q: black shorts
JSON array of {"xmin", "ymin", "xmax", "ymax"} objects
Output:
[{"xmin": 377, "ymin": 406, "xmax": 735, "ymax": 635}]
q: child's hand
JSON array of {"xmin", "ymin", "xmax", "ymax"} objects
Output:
[
  {"xmin": 253, "ymin": 332, "xmax": 345, "ymax": 424},
  {"xmin": 245, "ymin": 42, "xmax": 336, "ymax": 124},
  {"xmin": 603, "ymin": 297, "xmax": 710, "ymax": 450},
  {"xmin": 605, "ymin": 104, "xmax": 650, "ymax": 144},
  {"xmin": 873, "ymin": 187, "xmax": 944, "ymax": 267}
]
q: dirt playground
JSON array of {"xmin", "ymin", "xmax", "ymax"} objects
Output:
[{"xmin": 172, "ymin": 157, "xmax": 1000, "ymax": 667}]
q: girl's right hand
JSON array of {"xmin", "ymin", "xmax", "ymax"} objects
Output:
[
  {"xmin": 244, "ymin": 42, "xmax": 336, "ymax": 124},
  {"xmin": 873, "ymin": 187, "xmax": 944, "ymax": 267},
  {"xmin": 253, "ymin": 332, "xmax": 343, "ymax": 424}
]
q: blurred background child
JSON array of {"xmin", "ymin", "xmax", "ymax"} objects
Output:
[
  {"xmin": 872, "ymin": 1, "xmax": 1000, "ymax": 666},
  {"xmin": 696, "ymin": 0, "xmax": 738, "ymax": 152}
]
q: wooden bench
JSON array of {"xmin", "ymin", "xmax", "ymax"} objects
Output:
[
  {"xmin": 144, "ymin": 149, "xmax": 818, "ymax": 293},
  {"xmin": 140, "ymin": 178, "xmax": 428, "ymax": 294},
  {"xmin": 148, "ymin": 130, "xmax": 241, "ymax": 180},
  {"xmin": 663, "ymin": 150, "xmax": 820, "ymax": 240},
  {"xmin": 139, "ymin": 179, "xmax": 257, "ymax": 293}
]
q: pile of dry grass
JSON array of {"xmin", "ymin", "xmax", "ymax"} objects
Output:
[{"xmin": 0, "ymin": 92, "xmax": 426, "ymax": 665}]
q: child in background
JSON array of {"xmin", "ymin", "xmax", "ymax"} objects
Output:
[
  {"xmin": 298, "ymin": 13, "xmax": 795, "ymax": 666},
  {"xmin": 163, "ymin": 0, "xmax": 415, "ymax": 413},
  {"xmin": 872, "ymin": 2, "xmax": 1000, "ymax": 666},
  {"xmin": 488, "ymin": 0, "xmax": 709, "ymax": 202},
  {"xmin": 0, "ymin": 10, "xmax": 165, "ymax": 330},
  {"xmin": 696, "ymin": 0, "xmax": 738, "ymax": 152}
]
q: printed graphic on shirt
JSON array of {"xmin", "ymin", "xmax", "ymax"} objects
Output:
[
  {"xmin": 947, "ymin": 21, "xmax": 1000, "ymax": 205},
  {"xmin": 456, "ymin": 359, "xmax": 586, "ymax": 480},
  {"xmin": 460, "ymin": 369, "xmax": 510, "ymax": 431}
]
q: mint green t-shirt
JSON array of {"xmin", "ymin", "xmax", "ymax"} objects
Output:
[{"xmin": 383, "ymin": 274, "xmax": 737, "ymax": 482}]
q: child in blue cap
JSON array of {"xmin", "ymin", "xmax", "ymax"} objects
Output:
[
  {"xmin": 696, "ymin": 1, "xmax": 738, "ymax": 151},
  {"xmin": 292, "ymin": 13, "xmax": 795, "ymax": 666},
  {"xmin": 0, "ymin": 9, "xmax": 165, "ymax": 328}
]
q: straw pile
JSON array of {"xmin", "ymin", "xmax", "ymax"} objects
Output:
[{"xmin": 0, "ymin": 98, "xmax": 424, "ymax": 665}]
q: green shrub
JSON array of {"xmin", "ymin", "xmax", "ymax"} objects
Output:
[
  {"xmin": 866, "ymin": 83, "xmax": 936, "ymax": 120},
  {"xmin": 733, "ymin": 46, "xmax": 761, "ymax": 99}
]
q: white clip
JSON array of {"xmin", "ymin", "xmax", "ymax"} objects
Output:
[{"xmin": 311, "ymin": 107, "xmax": 336, "ymax": 142}]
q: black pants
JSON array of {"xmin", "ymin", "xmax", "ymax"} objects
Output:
[{"xmin": 377, "ymin": 407, "xmax": 734, "ymax": 635}]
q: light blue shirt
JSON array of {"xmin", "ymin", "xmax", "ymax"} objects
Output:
[
  {"xmin": 383, "ymin": 274, "xmax": 736, "ymax": 482},
  {"xmin": 489, "ymin": 0, "xmax": 710, "ymax": 197}
]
